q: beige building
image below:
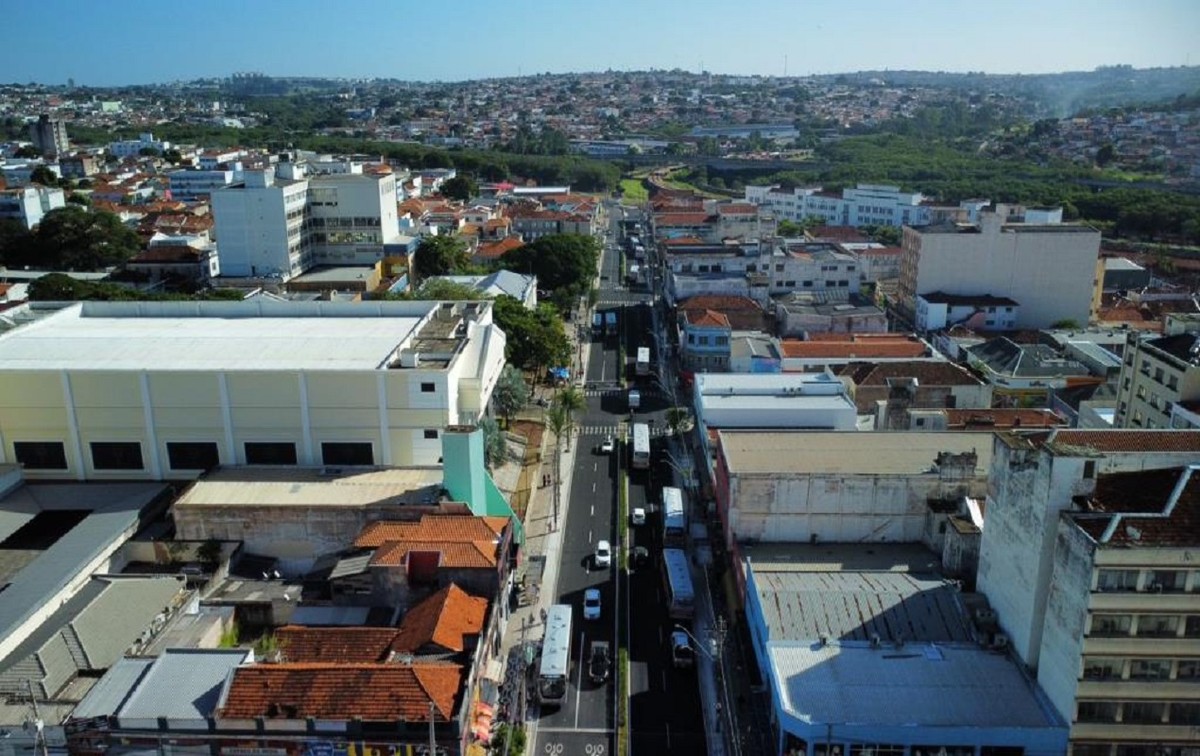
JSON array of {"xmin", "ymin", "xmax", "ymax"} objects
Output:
[
  {"xmin": 0, "ymin": 299, "xmax": 506, "ymax": 481},
  {"xmin": 898, "ymin": 209, "xmax": 1101, "ymax": 329},
  {"xmin": 976, "ymin": 429, "xmax": 1200, "ymax": 755},
  {"xmin": 1113, "ymin": 328, "xmax": 1200, "ymax": 430}
]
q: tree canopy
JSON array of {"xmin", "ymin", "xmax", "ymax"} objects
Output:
[
  {"xmin": 391, "ymin": 278, "xmax": 483, "ymax": 301},
  {"xmin": 499, "ymin": 233, "xmax": 598, "ymax": 306},
  {"xmin": 490, "ymin": 365, "xmax": 530, "ymax": 427},
  {"xmin": 439, "ymin": 175, "xmax": 478, "ymax": 202},
  {"xmin": 2, "ymin": 206, "xmax": 141, "ymax": 271},
  {"xmin": 492, "ymin": 295, "xmax": 571, "ymax": 372},
  {"xmin": 412, "ymin": 235, "xmax": 470, "ymax": 281}
]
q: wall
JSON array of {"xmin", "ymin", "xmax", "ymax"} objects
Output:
[{"xmin": 1036, "ymin": 518, "xmax": 1094, "ymax": 726}]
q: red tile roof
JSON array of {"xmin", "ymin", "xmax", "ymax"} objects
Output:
[
  {"xmin": 836, "ymin": 360, "xmax": 984, "ymax": 387},
  {"xmin": 476, "ymin": 236, "xmax": 525, "ymax": 259},
  {"xmin": 807, "ymin": 226, "xmax": 870, "ymax": 243},
  {"xmin": 1070, "ymin": 466, "xmax": 1200, "ymax": 547},
  {"xmin": 686, "ymin": 309, "xmax": 730, "ymax": 328},
  {"xmin": 654, "ymin": 213, "xmax": 714, "ymax": 226},
  {"xmin": 275, "ymin": 627, "xmax": 399, "ymax": 664},
  {"xmin": 218, "ymin": 663, "xmax": 463, "ymax": 721},
  {"xmin": 392, "ymin": 584, "xmax": 488, "ymax": 653},
  {"xmin": 371, "ymin": 541, "xmax": 496, "ymax": 569},
  {"xmin": 356, "ymin": 514, "xmax": 508, "ymax": 569},
  {"xmin": 943, "ymin": 409, "xmax": 1068, "ymax": 430},
  {"xmin": 1046, "ymin": 430, "xmax": 1200, "ymax": 454},
  {"xmin": 716, "ymin": 203, "xmax": 756, "ymax": 215},
  {"xmin": 781, "ymin": 337, "xmax": 927, "ymax": 359},
  {"xmin": 678, "ymin": 295, "xmax": 762, "ymax": 312},
  {"xmin": 857, "ymin": 246, "xmax": 903, "ymax": 257}
]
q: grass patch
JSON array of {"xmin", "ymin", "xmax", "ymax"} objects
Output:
[
  {"xmin": 617, "ymin": 469, "xmax": 629, "ymax": 571},
  {"xmin": 619, "ymin": 178, "xmax": 649, "ymax": 203},
  {"xmin": 617, "ymin": 646, "xmax": 630, "ymax": 756}
]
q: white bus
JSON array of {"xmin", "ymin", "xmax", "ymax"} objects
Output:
[
  {"xmin": 662, "ymin": 548, "xmax": 696, "ymax": 620},
  {"xmin": 635, "ymin": 346, "xmax": 650, "ymax": 377},
  {"xmin": 631, "ymin": 422, "xmax": 650, "ymax": 470},
  {"xmin": 662, "ymin": 486, "xmax": 686, "ymax": 546},
  {"xmin": 537, "ymin": 604, "xmax": 572, "ymax": 707}
]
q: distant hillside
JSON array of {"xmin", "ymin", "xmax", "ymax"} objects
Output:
[{"xmin": 810, "ymin": 65, "xmax": 1200, "ymax": 117}]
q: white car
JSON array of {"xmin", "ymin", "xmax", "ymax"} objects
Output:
[
  {"xmin": 594, "ymin": 540, "xmax": 612, "ymax": 569},
  {"xmin": 599, "ymin": 436, "xmax": 615, "ymax": 454},
  {"xmin": 583, "ymin": 588, "xmax": 601, "ymax": 620},
  {"xmin": 631, "ymin": 507, "xmax": 646, "ymax": 526}
]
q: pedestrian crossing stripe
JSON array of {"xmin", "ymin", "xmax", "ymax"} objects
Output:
[{"xmin": 577, "ymin": 425, "xmax": 672, "ymax": 437}]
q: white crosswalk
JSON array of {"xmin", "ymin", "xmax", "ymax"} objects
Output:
[{"xmin": 576, "ymin": 424, "xmax": 672, "ymax": 437}]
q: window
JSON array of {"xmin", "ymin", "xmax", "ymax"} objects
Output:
[
  {"xmin": 1136, "ymin": 385, "xmax": 1146, "ymax": 399},
  {"xmin": 1187, "ymin": 616, "xmax": 1200, "ymax": 637},
  {"xmin": 423, "ymin": 429, "xmax": 439, "ymax": 440},
  {"xmin": 321, "ymin": 442, "xmax": 373, "ymax": 466},
  {"xmin": 90, "ymin": 442, "xmax": 144, "ymax": 471},
  {"xmin": 1130, "ymin": 659, "xmax": 1171, "ymax": 680},
  {"xmin": 1083, "ymin": 460, "xmax": 1097, "ymax": 479},
  {"xmin": 1082, "ymin": 657, "xmax": 1124, "ymax": 680},
  {"xmin": 13, "ymin": 441, "xmax": 68, "ymax": 470},
  {"xmin": 1147, "ymin": 570, "xmax": 1185, "ymax": 592},
  {"xmin": 802, "ymin": 280, "xmax": 813, "ymax": 288},
  {"xmin": 244, "ymin": 442, "xmax": 297, "ymax": 466},
  {"xmin": 420, "ymin": 382, "xmax": 436, "ymax": 393},
  {"xmin": 1090, "ymin": 614, "xmax": 1132, "ymax": 636},
  {"xmin": 1168, "ymin": 375, "xmax": 1179, "ymax": 390},
  {"xmin": 1177, "ymin": 660, "xmax": 1200, "ymax": 681},
  {"xmin": 1155, "ymin": 367, "xmax": 1164, "ymax": 383},
  {"xmin": 1097, "ymin": 569, "xmax": 1139, "ymax": 592},
  {"xmin": 1139, "ymin": 615, "xmax": 1180, "ymax": 637},
  {"xmin": 1076, "ymin": 700, "xmax": 1119, "ymax": 723},
  {"xmin": 1122, "ymin": 701, "xmax": 1165, "ymax": 724},
  {"xmin": 1172, "ymin": 702, "xmax": 1200, "ymax": 725},
  {"xmin": 166, "ymin": 442, "xmax": 220, "ymax": 471}
]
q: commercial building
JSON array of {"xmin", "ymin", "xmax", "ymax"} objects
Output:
[
  {"xmin": 898, "ymin": 209, "xmax": 1101, "ymax": 329},
  {"xmin": 745, "ymin": 183, "xmax": 935, "ymax": 228},
  {"xmin": 0, "ymin": 185, "xmax": 65, "ymax": 229},
  {"xmin": 212, "ymin": 165, "xmax": 402, "ymax": 281},
  {"xmin": 167, "ymin": 168, "xmax": 237, "ymax": 200},
  {"xmin": 836, "ymin": 359, "xmax": 992, "ymax": 417},
  {"xmin": 1113, "ymin": 327, "xmax": 1200, "ymax": 430},
  {"xmin": 742, "ymin": 544, "xmax": 1068, "ymax": 756},
  {"xmin": 0, "ymin": 299, "xmax": 506, "ymax": 480},
  {"xmin": 774, "ymin": 294, "xmax": 888, "ymax": 338},
  {"xmin": 107, "ymin": 132, "xmax": 170, "ymax": 158},
  {"xmin": 753, "ymin": 240, "xmax": 861, "ymax": 299},
  {"xmin": 915, "ymin": 291, "xmax": 1021, "ymax": 332},
  {"xmin": 693, "ymin": 372, "xmax": 858, "ymax": 436},
  {"xmin": 966, "ymin": 338, "xmax": 1094, "ymax": 406},
  {"xmin": 977, "ymin": 429, "xmax": 1200, "ymax": 755},
  {"xmin": 29, "ymin": 114, "xmax": 68, "ymax": 157}
]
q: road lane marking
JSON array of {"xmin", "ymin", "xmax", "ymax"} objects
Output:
[
  {"xmin": 574, "ymin": 631, "xmax": 586, "ymax": 729},
  {"xmin": 588, "ymin": 529, "xmax": 593, "ymax": 543},
  {"xmin": 590, "ymin": 504, "xmax": 594, "ymax": 517},
  {"xmin": 665, "ymin": 722, "xmax": 671, "ymax": 749}
]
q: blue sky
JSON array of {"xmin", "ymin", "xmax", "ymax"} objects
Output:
[{"xmin": 6, "ymin": 0, "xmax": 1200, "ymax": 86}]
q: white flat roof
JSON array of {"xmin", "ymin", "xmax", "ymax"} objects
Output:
[
  {"xmin": 175, "ymin": 466, "xmax": 445, "ymax": 508},
  {"xmin": 0, "ymin": 301, "xmax": 436, "ymax": 372},
  {"xmin": 770, "ymin": 640, "xmax": 1059, "ymax": 728},
  {"xmin": 719, "ymin": 430, "xmax": 992, "ymax": 475}
]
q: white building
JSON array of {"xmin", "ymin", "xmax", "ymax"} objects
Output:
[
  {"xmin": 693, "ymin": 372, "xmax": 858, "ymax": 435},
  {"xmin": 212, "ymin": 167, "xmax": 402, "ymax": 281},
  {"xmin": 168, "ymin": 169, "xmax": 238, "ymax": 201},
  {"xmin": 899, "ymin": 209, "xmax": 1101, "ymax": 329},
  {"xmin": 977, "ymin": 429, "xmax": 1200, "ymax": 754},
  {"xmin": 0, "ymin": 299, "xmax": 507, "ymax": 480},
  {"xmin": 916, "ymin": 291, "xmax": 1021, "ymax": 332},
  {"xmin": 745, "ymin": 183, "xmax": 934, "ymax": 228},
  {"xmin": 0, "ymin": 185, "xmax": 65, "ymax": 229},
  {"xmin": 108, "ymin": 133, "xmax": 170, "ymax": 158}
]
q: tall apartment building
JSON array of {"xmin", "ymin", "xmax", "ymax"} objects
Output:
[
  {"xmin": 212, "ymin": 166, "xmax": 401, "ymax": 280},
  {"xmin": 29, "ymin": 114, "xmax": 69, "ymax": 157},
  {"xmin": 167, "ymin": 168, "xmax": 237, "ymax": 200},
  {"xmin": 0, "ymin": 185, "xmax": 65, "ymax": 229},
  {"xmin": 1113, "ymin": 326, "xmax": 1200, "ymax": 430},
  {"xmin": 0, "ymin": 299, "xmax": 507, "ymax": 480},
  {"xmin": 745, "ymin": 183, "xmax": 934, "ymax": 228},
  {"xmin": 898, "ymin": 209, "xmax": 1101, "ymax": 329},
  {"xmin": 977, "ymin": 429, "xmax": 1200, "ymax": 755}
]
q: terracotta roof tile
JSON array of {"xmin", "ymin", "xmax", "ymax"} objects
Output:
[
  {"xmin": 1070, "ymin": 466, "xmax": 1200, "ymax": 547},
  {"xmin": 686, "ymin": 309, "xmax": 730, "ymax": 328},
  {"xmin": 1046, "ymin": 430, "xmax": 1200, "ymax": 454},
  {"xmin": 370, "ymin": 540, "xmax": 496, "ymax": 569},
  {"xmin": 275, "ymin": 627, "xmax": 399, "ymax": 663},
  {"xmin": 678, "ymin": 295, "xmax": 762, "ymax": 312},
  {"xmin": 476, "ymin": 236, "xmax": 525, "ymax": 259},
  {"xmin": 943, "ymin": 409, "xmax": 1068, "ymax": 430},
  {"xmin": 355, "ymin": 515, "xmax": 507, "ymax": 548},
  {"xmin": 835, "ymin": 360, "xmax": 983, "ymax": 387},
  {"xmin": 806, "ymin": 226, "xmax": 870, "ymax": 242},
  {"xmin": 218, "ymin": 663, "xmax": 463, "ymax": 721},
  {"xmin": 392, "ymin": 583, "xmax": 488, "ymax": 653},
  {"xmin": 781, "ymin": 338, "xmax": 927, "ymax": 359},
  {"xmin": 654, "ymin": 213, "xmax": 714, "ymax": 225}
]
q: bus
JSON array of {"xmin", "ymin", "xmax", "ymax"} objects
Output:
[
  {"xmin": 537, "ymin": 604, "xmax": 572, "ymax": 708},
  {"xmin": 631, "ymin": 422, "xmax": 650, "ymax": 470},
  {"xmin": 662, "ymin": 486, "xmax": 686, "ymax": 546},
  {"xmin": 592, "ymin": 312, "xmax": 603, "ymax": 339},
  {"xmin": 635, "ymin": 347, "xmax": 650, "ymax": 377},
  {"xmin": 662, "ymin": 548, "xmax": 695, "ymax": 620}
]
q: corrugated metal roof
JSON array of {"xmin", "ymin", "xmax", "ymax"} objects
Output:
[
  {"xmin": 770, "ymin": 641, "xmax": 1062, "ymax": 728},
  {"xmin": 719, "ymin": 431, "xmax": 992, "ymax": 475},
  {"xmin": 117, "ymin": 649, "xmax": 250, "ymax": 720},
  {"xmin": 71, "ymin": 657, "xmax": 154, "ymax": 719}
]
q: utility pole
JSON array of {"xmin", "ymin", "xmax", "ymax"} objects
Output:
[
  {"xmin": 25, "ymin": 680, "xmax": 48, "ymax": 756},
  {"xmin": 428, "ymin": 701, "xmax": 436, "ymax": 756}
]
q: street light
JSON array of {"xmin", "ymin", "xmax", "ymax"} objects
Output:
[{"xmin": 673, "ymin": 621, "xmax": 739, "ymax": 756}]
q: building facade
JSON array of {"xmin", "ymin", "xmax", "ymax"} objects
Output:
[
  {"xmin": 0, "ymin": 300, "xmax": 506, "ymax": 480},
  {"xmin": 1113, "ymin": 329, "xmax": 1200, "ymax": 430},
  {"xmin": 29, "ymin": 114, "xmax": 69, "ymax": 157},
  {"xmin": 0, "ymin": 185, "xmax": 65, "ymax": 229},
  {"xmin": 899, "ymin": 211, "xmax": 1101, "ymax": 329}
]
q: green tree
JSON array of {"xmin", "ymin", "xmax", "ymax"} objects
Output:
[
  {"xmin": 477, "ymin": 416, "xmax": 508, "ymax": 470},
  {"xmin": 491, "ymin": 365, "xmax": 530, "ymax": 428},
  {"xmin": 395, "ymin": 278, "xmax": 484, "ymax": 301},
  {"xmin": 1096, "ymin": 143, "xmax": 1117, "ymax": 167},
  {"xmin": 499, "ymin": 234, "xmax": 599, "ymax": 300},
  {"xmin": 776, "ymin": 219, "xmax": 805, "ymax": 237},
  {"xmin": 162, "ymin": 148, "xmax": 184, "ymax": 164},
  {"xmin": 440, "ymin": 174, "xmax": 478, "ymax": 202},
  {"xmin": 25, "ymin": 206, "xmax": 141, "ymax": 270},
  {"xmin": 413, "ymin": 235, "xmax": 470, "ymax": 281},
  {"xmin": 545, "ymin": 404, "xmax": 570, "ymax": 455},
  {"xmin": 138, "ymin": 146, "xmax": 161, "ymax": 157},
  {"xmin": 29, "ymin": 165, "xmax": 58, "ymax": 186},
  {"xmin": 492, "ymin": 296, "xmax": 570, "ymax": 373},
  {"xmin": 14, "ymin": 144, "xmax": 40, "ymax": 158},
  {"xmin": 26, "ymin": 272, "xmax": 86, "ymax": 299},
  {"xmin": 0, "ymin": 219, "xmax": 32, "ymax": 264}
]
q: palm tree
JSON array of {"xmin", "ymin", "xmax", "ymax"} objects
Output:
[
  {"xmin": 545, "ymin": 404, "xmax": 570, "ymax": 527},
  {"xmin": 665, "ymin": 406, "xmax": 693, "ymax": 437},
  {"xmin": 554, "ymin": 386, "xmax": 584, "ymax": 449}
]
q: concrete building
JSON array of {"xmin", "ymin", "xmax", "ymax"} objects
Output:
[
  {"xmin": 57, "ymin": 152, "xmax": 101, "ymax": 179},
  {"xmin": 745, "ymin": 183, "xmax": 936, "ymax": 229},
  {"xmin": 898, "ymin": 210, "xmax": 1101, "ymax": 329},
  {"xmin": 168, "ymin": 168, "xmax": 237, "ymax": 200},
  {"xmin": 108, "ymin": 133, "xmax": 170, "ymax": 159},
  {"xmin": 693, "ymin": 372, "xmax": 858, "ymax": 436},
  {"xmin": 741, "ymin": 544, "xmax": 1068, "ymax": 756},
  {"xmin": 1113, "ymin": 329, "xmax": 1200, "ymax": 430},
  {"xmin": 753, "ymin": 240, "xmax": 861, "ymax": 300},
  {"xmin": 433, "ymin": 271, "xmax": 538, "ymax": 309},
  {"xmin": 0, "ymin": 185, "xmax": 65, "ymax": 229},
  {"xmin": 29, "ymin": 114, "xmax": 68, "ymax": 157},
  {"xmin": 779, "ymin": 334, "xmax": 934, "ymax": 373},
  {"xmin": 837, "ymin": 359, "xmax": 993, "ymax": 417},
  {"xmin": 680, "ymin": 309, "xmax": 732, "ymax": 371},
  {"xmin": 977, "ymin": 429, "xmax": 1200, "ymax": 755},
  {"xmin": 712, "ymin": 430, "xmax": 991, "ymax": 593},
  {"xmin": 774, "ymin": 294, "xmax": 888, "ymax": 338},
  {"xmin": 966, "ymin": 338, "xmax": 1095, "ymax": 407},
  {"xmin": 0, "ymin": 299, "xmax": 506, "ymax": 480},
  {"xmin": 916, "ymin": 291, "xmax": 1021, "ymax": 332}
]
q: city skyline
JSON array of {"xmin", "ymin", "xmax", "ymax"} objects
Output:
[{"xmin": 5, "ymin": 0, "xmax": 1200, "ymax": 87}]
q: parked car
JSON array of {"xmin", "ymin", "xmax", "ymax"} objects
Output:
[
  {"xmin": 583, "ymin": 588, "xmax": 602, "ymax": 620},
  {"xmin": 630, "ymin": 545, "xmax": 650, "ymax": 568},
  {"xmin": 589, "ymin": 640, "xmax": 611, "ymax": 684},
  {"xmin": 598, "ymin": 436, "xmax": 615, "ymax": 454},
  {"xmin": 631, "ymin": 507, "xmax": 646, "ymax": 526},
  {"xmin": 594, "ymin": 540, "xmax": 612, "ymax": 569},
  {"xmin": 671, "ymin": 631, "xmax": 695, "ymax": 669}
]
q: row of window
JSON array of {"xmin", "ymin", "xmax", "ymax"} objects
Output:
[
  {"xmin": 11, "ymin": 436, "xmax": 438, "ymax": 472},
  {"xmin": 686, "ymin": 334, "xmax": 729, "ymax": 346},
  {"xmin": 1082, "ymin": 656, "xmax": 1200, "ymax": 682},
  {"xmin": 1096, "ymin": 568, "xmax": 1198, "ymax": 593},
  {"xmin": 1090, "ymin": 612, "xmax": 1200, "ymax": 638},
  {"xmin": 774, "ymin": 279, "xmax": 852, "ymax": 289},
  {"xmin": 1129, "ymin": 356, "xmax": 1181, "ymax": 391},
  {"xmin": 1078, "ymin": 699, "xmax": 1200, "ymax": 725}
]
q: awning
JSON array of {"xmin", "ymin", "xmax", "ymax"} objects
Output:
[{"xmin": 471, "ymin": 701, "xmax": 495, "ymax": 744}]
